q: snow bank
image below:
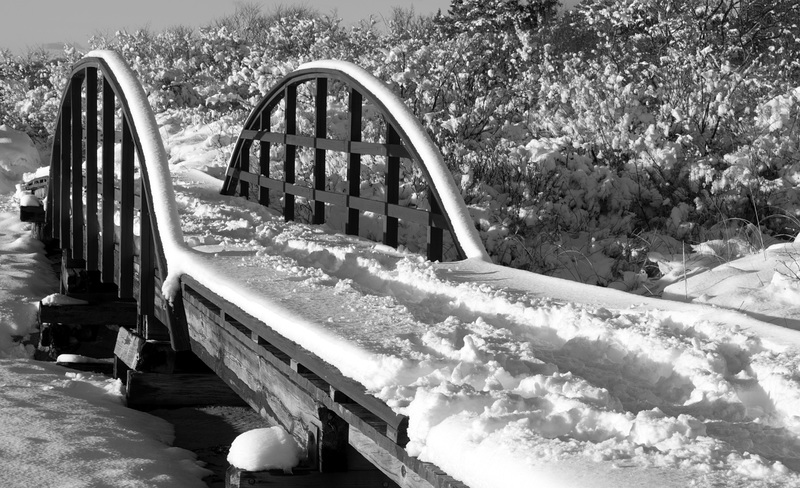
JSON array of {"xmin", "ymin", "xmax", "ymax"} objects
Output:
[
  {"xmin": 0, "ymin": 125, "xmax": 40, "ymax": 194},
  {"xmin": 0, "ymin": 359, "xmax": 210, "ymax": 486}
]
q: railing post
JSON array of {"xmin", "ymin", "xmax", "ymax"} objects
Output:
[
  {"xmin": 59, "ymin": 90, "xmax": 71, "ymax": 247},
  {"xmin": 139, "ymin": 186, "xmax": 155, "ymax": 331},
  {"xmin": 119, "ymin": 116, "xmax": 135, "ymax": 300},
  {"xmin": 284, "ymin": 84, "xmax": 297, "ymax": 221},
  {"xmin": 70, "ymin": 74, "xmax": 84, "ymax": 261},
  {"xmin": 239, "ymin": 140, "xmax": 251, "ymax": 200},
  {"xmin": 101, "ymin": 78, "xmax": 116, "ymax": 284},
  {"xmin": 346, "ymin": 88, "xmax": 362, "ymax": 236},
  {"xmin": 258, "ymin": 112, "xmax": 270, "ymax": 206},
  {"xmin": 85, "ymin": 67, "xmax": 99, "ymax": 270},
  {"xmin": 428, "ymin": 197, "xmax": 444, "ymax": 262},
  {"xmin": 384, "ymin": 125, "xmax": 400, "ymax": 248},
  {"xmin": 313, "ymin": 78, "xmax": 327, "ymax": 225}
]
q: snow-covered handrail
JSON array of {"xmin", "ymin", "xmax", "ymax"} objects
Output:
[
  {"xmin": 47, "ymin": 50, "xmax": 190, "ymax": 350},
  {"xmin": 222, "ymin": 60, "xmax": 489, "ymax": 263}
]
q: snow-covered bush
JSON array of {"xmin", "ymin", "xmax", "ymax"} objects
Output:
[{"xmin": 3, "ymin": 0, "xmax": 799, "ymax": 288}]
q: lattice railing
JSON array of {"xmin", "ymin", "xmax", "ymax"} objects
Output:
[{"xmin": 222, "ymin": 64, "xmax": 472, "ymax": 262}]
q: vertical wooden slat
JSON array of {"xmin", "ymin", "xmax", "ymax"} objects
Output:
[
  {"xmin": 139, "ymin": 188, "xmax": 155, "ymax": 334},
  {"xmin": 119, "ymin": 116, "xmax": 135, "ymax": 299},
  {"xmin": 313, "ymin": 78, "xmax": 327, "ymax": 225},
  {"xmin": 59, "ymin": 89, "xmax": 72, "ymax": 247},
  {"xmin": 258, "ymin": 112, "xmax": 270, "ymax": 206},
  {"xmin": 50, "ymin": 122, "xmax": 62, "ymax": 244},
  {"xmin": 384, "ymin": 125, "xmax": 400, "ymax": 248},
  {"xmin": 346, "ymin": 88, "xmax": 362, "ymax": 236},
  {"xmin": 85, "ymin": 68, "xmax": 99, "ymax": 270},
  {"xmin": 70, "ymin": 76, "xmax": 84, "ymax": 260},
  {"xmin": 284, "ymin": 84, "xmax": 297, "ymax": 221},
  {"xmin": 428, "ymin": 196, "xmax": 444, "ymax": 262},
  {"xmin": 101, "ymin": 79, "xmax": 115, "ymax": 284},
  {"xmin": 239, "ymin": 140, "xmax": 251, "ymax": 199}
]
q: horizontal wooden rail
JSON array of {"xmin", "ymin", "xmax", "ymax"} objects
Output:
[
  {"xmin": 226, "ymin": 167, "xmax": 450, "ymax": 228},
  {"xmin": 240, "ymin": 129, "xmax": 413, "ymax": 158}
]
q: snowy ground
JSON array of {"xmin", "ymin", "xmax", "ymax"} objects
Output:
[{"xmin": 4, "ymin": 112, "xmax": 800, "ymax": 488}]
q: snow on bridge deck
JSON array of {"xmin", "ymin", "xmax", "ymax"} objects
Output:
[{"xmin": 170, "ymin": 166, "xmax": 800, "ymax": 488}]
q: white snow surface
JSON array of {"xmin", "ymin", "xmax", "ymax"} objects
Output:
[
  {"xmin": 2, "ymin": 55, "xmax": 800, "ymax": 486},
  {"xmin": 227, "ymin": 426, "xmax": 301, "ymax": 472},
  {"xmin": 0, "ymin": 125, "xmax": 40, "ymax": 194}
]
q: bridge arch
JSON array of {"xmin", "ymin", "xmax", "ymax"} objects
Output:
[
  {"xmin": 46, "ymin": 50, "xmax": 189, "ymax": 350},
  {"xmin": 222, "ymin": 60, "xmax": 488, "ymax": 263}
]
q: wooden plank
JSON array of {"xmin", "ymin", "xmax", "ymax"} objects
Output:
[
  {"xmin": 238, "ymin": 130, "xmax": 410, "ymax": 158},
  {"xmin": 114, "ymin": 326, "xmax": 145, "ymax": 370},
  {"xmin": 226, "ymin": 465, "xmax": 394, "ymax": 488},
  {"xmin": 258, "ymin": 112, "xmax": 271, "ymax": 206},
  {"xmin": 182, "ymin": 278, "xmax": 407, "ymax": 438},
  {"xmin": 284, "ymin": 84, "xmax": 297, "ymax": 221},
  {"xmin": 118, "ymin": 116, "xmax": 135, "ymax": 299},
  {"xmin": 70, "ymin": 75, "xmax": 84, "ymax": 260},
  {"xmin": 101, "ymin": 78, "xmax": 116, "ymax": 284},
  {"xmin": 313, "ymin": 77, "xmax": 327, "ymax": 225},
  {"xmin": 346, "ymin": 88, "xmax": 362, "ymax": 236},
  {"xmin": 183, "ymin": 294, "xmax": 321, "ymax": 447},
  {"xmin": 39, "ymin": 300, "xmax": 137, "ymax": 327},
  {"xmin": 384, "ymin": 125, "xmax": 400, "ymax": 248},
  {"xmin": 85, "ymin": 67, "xmax": 99, "ymax": 271},
  {"xmin": 59, "ymin": 94, "xmax": 71, "ymax": 245},
  {"xmin": 126, "ymin": 371, "xmax": 249, "ymax": 410}
]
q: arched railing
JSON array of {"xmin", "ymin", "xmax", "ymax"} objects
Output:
[
  {"xmin": 222, "ymin": 60, "xmax": 488, "ymax": 263},
  {"xmin": 46, "ymin": 51, "xmax": 190, "ymax": 350}
]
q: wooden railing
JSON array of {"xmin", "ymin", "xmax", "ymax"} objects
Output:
[
  {"xmin": 222, "ymin": 61, "xmax": 486, "ymax": 263},
  {"xmin": 44, "ymin": 52, "xmax": 474, "ymax": 488},
  {"xmin": 46, "ymin": 53, "xmax": 189, "ymax": 350}
]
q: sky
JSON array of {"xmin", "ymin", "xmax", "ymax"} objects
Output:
[{"xmin": 0, "ymin": 0, "xmax": 452, "ymax": 54}]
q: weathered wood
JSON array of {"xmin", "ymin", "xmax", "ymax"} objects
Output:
[
  {"xmin": 101, "ymin": 77, "xmax": 115, "ymax": 285},
  {"xmin": 70, "ymin": 75, "xmax": 84, "ymax": 260},
  {"xmin": 182, "ymin": 277, "xmax": 407, "ymax": 442},
  {"xmin": 114, "ymin": 327, "xmax": 176, "ymax": 373},
  {"xmin": 181, "ymin": 279, "xmax": 462, "ymax": 488},
  {"xmin": 284, "ymin": 84, "xmax": 297, "ymax": 221},
  {"xmin": 39, "ymin": 300, "xmax": 137, "ymax": 327},
  {"xmin": 114, "ymin": 326, "xmax": 145, "ymax": 370},
  {"xmin": 126, "ymin": 371, "xmax": 249, "ymax": 410},
  {"xmin": 226, "ymin": 465, "xmax": 394, "ymax": 488},
  {"xmin": 346, "ymin": 88, "xmax": 362, "ymax": 237},
  {"xmin": 85, "ymin": 67, "xmax": 99, "ymax": 271},
  {"xmin": 118, "ymin": 116, "xmax": 135, "ymax": 300}
]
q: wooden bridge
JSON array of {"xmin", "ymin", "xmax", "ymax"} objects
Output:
[{"xmin": 36, "ymin": 50, "xmax": 491, "ymax": 488}]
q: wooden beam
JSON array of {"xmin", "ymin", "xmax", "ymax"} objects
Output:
[{"xmin": 39, "ymin": 300, "xmax": 137, "ymax": 327}]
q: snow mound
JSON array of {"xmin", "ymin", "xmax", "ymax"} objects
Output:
[
  {"xmin": 0, "ymin": 125, "xmax": 41, "ymax": 194},
  {"xmin": 227, "ymin": 426, "xmax": 301, "ymax": 472}
]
